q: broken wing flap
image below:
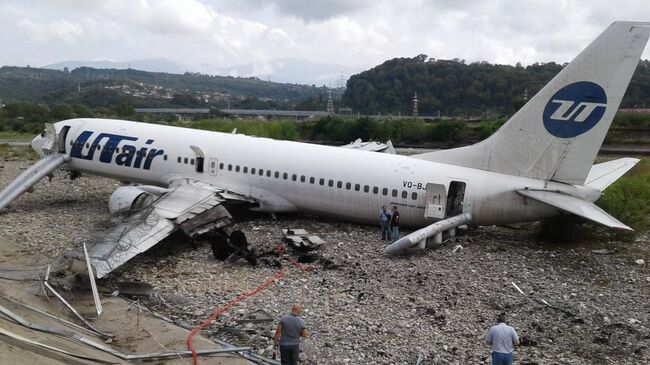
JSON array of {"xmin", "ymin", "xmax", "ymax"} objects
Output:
[
  {"xmin": 384, "ymin": 213, "xmax": 472, "ymax": 254},
  {"xmin": 517, "ymin": 189, "xmax": 632, "ymax": 231},
  {"xmin": 64, "ymin": 183, "xmax": 253, "ymax": 278}
]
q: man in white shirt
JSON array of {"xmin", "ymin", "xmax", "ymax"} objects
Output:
[{"xmin": 486, "ymin": 313, "xmax": 519, "ymax": 365}]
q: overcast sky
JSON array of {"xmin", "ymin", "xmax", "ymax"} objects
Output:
[{"xmin": 1, "ymin": 0, "xmax": 649, "ymax": 73}]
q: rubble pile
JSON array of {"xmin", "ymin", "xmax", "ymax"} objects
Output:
[{"xmin": 1, "ymin": 160, "xmax": 649, "ymax": 364}]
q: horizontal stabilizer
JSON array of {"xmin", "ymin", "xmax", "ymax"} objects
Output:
[
  {"xmin": 517, "ymin": 189, "xmax": 631, "ymax": 231},
  {"xmin": 384, "ymin": 213, "xmax": 472, "ymax": 254},
  {"xmin": 585, "ymin": 158, "xmax": 639, "ymax": 191}
]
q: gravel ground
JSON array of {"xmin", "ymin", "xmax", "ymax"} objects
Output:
[{"xmin": 1, "ymin": 157, "xmax": 649, "ymax": 365}]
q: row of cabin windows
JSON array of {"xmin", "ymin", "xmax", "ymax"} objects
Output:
[
  {"xmin": 218, "ymin": 162, "xmax": 418, "ymax": 201},
  {"xmin": 70, "ymin": 140, "xmax": 169, "ymax": 161}
]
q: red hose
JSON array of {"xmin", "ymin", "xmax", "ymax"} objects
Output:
[
  {"xmin": 187, "ymin": 243, "xmax": 317, "ymax": 364},
  {"xmin": 187, "ymin": 267, "xmax": 285, "ymax": 365}
]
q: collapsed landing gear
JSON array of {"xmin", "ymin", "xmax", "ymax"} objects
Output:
[{"xmin": 211, "ymin": 230, "xmax": 257, "ymax": 266}]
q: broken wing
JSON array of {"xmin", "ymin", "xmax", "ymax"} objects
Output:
[{"xmin": 87, "ymin": 180, "xmax": 254, "ymax": 278}]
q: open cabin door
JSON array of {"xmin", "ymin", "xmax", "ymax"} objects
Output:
[
  {"xmin": 58, "ymin": 125, "xmax": 70, "ymax": 154},
  {"xmin": 425, "ymin": 181, "xmax": 467, "ymax": 220},
  {"xmin": 189, "ymin": 145, "xmax": 205, "ymax": 173},
  {"xmin": 424, "ymin": 183, "xmax": 446, "ymax": 219}
]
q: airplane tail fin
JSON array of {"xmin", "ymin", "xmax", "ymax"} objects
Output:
[{"xmin": 414, "ymin": 21, "xmax": 650, "ymax": 185}]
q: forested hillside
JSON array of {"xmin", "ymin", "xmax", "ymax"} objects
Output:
[
  {"xmin": 0, "ymin": 66, "xmax": 327, "ymax": 108},
  {"xmin": 343, "ymin": 55, "xmax": 650, "ymax": 115}
]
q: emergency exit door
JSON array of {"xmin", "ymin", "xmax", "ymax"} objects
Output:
[{"xmin": 208, "ymin": 158, "xmax": 219, "ymax": 176}]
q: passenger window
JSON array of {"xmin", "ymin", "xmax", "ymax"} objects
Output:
[
  {"xmin": 283, "ymin": 173, "xmax": 288, "ymax": 180},
  {"xmin": 184, "ymin": 157, "xmax": 188, "ymax": 164},
  {"xmin": 392, "ymin": 189, "xmax": 398, "ymax": 197},
  {"xmin": 411, "ymin": 192, "xmax": 417, "ymax": 200},
  {"xmin": 251, "ymin": 168, "xmax": 256, "ymax": 174},
  {"xmin": 228, "ymin": 164, "xmax": 232, "ymax": 171},
  {"xmin": 267, "ymin": 170, "xmax": 271, "ymax": 177},
  {"xmin": 243, "ymin": 167, "xmax": 248, "ymax": 173},
  {"xmin": 319, "ymin": 178, "xmax": 325, "ymax": 185},
  {"xmin": 328, "ymin": 179, "xmax": 334, "ymax": 187},
  {"xmin": 259, "ymin": 169, "xmax": 264, "ymax": 176},
  {"xmin": 300, "ymin": 175, "xmax": 306, "ymax": 183},
  {"xmin": 364, "ymin": 185, "xmax": 369, "ymax": 193},
  {"xmin": 292, "ymin": 174, "xmax": 297, "ymax": 181},
  {"xmin": 373, "ymin": 186, "xmax": 379, "ymax": 194},
  {"xmin": 401, "ymin": 191, "xmax": 407, "ymax": 199},
  {"xmin": 219, "ymin": 163, "xmax": 224, "ymax": 170},
  {"xmin": 163, "ymin": 154, "xmax": 168, "ymax": 161},
  {"xmin": 178, "ymin": 157, "xmax": 182, "ymax": 163},
  {"xmin": 236, "ymin": 165, "xmax": 240, "ymax": 172},
  {"xmin": 355, "ymin": 184, "xmax": 360, "ymax": 191},
  {"xmin": 191, "ymin": 159, "xmax": 195, "ymax": 165},
  {"xmin": 275, "ymin": 171, "xmax": 280, "ymax": 178},
  {"xmin": 345, "ymin": 182, "xmax": 351, "ymax": 190},
  {"xmin": 382, "ymin": 188, "xmax": 388, "ymax": 196},
  {"xmin": 337, "ymin": 181, "xmax": 343, "ymax": 188},
  {"xmin": 310, "ymin": 177, "xmax": 315, "ymax": 184},
  {"xmin": 86, "ymin": 143, "xmax": 90, "ymax": 148}
]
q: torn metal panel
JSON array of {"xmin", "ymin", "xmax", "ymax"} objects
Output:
[
  {"xmin": 82, "ymin": 243, "xmax": 103, "ymax": 317},
  {"xmin": 282, "ymin": 229, "xmax": 325, "ymax": 251}
]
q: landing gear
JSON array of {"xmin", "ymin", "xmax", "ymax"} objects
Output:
[{"xmin": 211, "ymin": 230, "xmax": 257, "ymax": 266}]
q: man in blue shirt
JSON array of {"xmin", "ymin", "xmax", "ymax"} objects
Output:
[
  {"xmin": 273, "ymin": 304, "xmax": 309, "ymax": 365},
  {"xmin": 486, "ymin": 313, "xmax": 520, "ymax": 365},
  {"xmin": 379, "ymin": 206, "xmax": 392, "ymax": 240}
]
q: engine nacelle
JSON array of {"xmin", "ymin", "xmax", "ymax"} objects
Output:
[{"xmin": 108, "ymin": 186, "xmax": 156, "ymax": 216}]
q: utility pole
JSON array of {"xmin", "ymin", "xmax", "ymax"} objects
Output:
[
  {"xmin": 326, "ymin": 90, "xmax": 335, "ymax": 114},
  {"xmin": 412, "ymin": 91, "xmax": 419, "ymax": 117}
]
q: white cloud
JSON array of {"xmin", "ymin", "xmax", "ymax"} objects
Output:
[{"xmin": 0, "ymin": 0, "xmax": 648, "ymax": 72}]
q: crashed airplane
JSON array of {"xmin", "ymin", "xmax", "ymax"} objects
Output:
[{"xmin": 1, "ymin": 21, "xmax": 649, "ymax": 277}]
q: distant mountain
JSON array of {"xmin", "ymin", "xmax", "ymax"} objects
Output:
[
  {"xmin": 204, "ymin": 58, "xmax": 364, "ymax": 86},
  {"xmin": 43, "ymin": 58, "xmax": 186, "ymax": 74}
]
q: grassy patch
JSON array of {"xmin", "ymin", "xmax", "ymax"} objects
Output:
[
  {"xmin": 0, "ymin": 144, "xmax": 38, "ymax": 160},
  {"xmin": 0, "ymin": 131, "xmax": 34, "ymax": 142}
]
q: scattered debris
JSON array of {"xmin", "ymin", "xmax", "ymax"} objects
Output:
[
  {"xmin": 591, "ymin": 249, "xmax": 613, "ymax": 255},
  {"xmin": 635, "ymin": 259, "xmax": 645, "ymax": 265},
  {"xmin": 283, "ymin": 228, "xmax": 325, "ymax": 252},
  {"xmin": 451, "ymin": 244, "xmax": 464, "ymax": 254},
  {"xmin": 339, "ymin": 139, "xmax": 396, "ymax": 154}
]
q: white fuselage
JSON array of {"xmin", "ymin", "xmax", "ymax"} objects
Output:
[{"xmin": 38, "ymin": 119, "xmax": 600, "ymax": 227}]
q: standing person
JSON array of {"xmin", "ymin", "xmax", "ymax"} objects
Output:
[
  {"xmin": 379, "ymin": 205, "xmax": 392, "ymax": 240},
  {"xmin": 390, "ymin": 206, "xmax": 400, "ymax": 241},
  {"xmin": 273, "ymin": 304, "xmax": 309, "ymax": 365},
  {"xmin": 486, "ymin": 313, "xmax": 519, "ymax": 365}
]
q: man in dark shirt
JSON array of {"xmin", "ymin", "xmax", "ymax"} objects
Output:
[
  {"xmin": 390, "ymin": 206, "xmax": 400, "ymax": 241},
  {"xmin": 273, "ymin": 304, "xmax": 309, "ymax": 365}
]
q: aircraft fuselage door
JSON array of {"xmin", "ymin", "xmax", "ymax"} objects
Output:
[
  {"xmin": 58, "ymin": 125, "xmax": 70, "ymax": 154},
  {"xmin": 424, "ymin": 183, "xmax": 446, "ymax": 219},
  {"xmin": 208, "ymin": 158, "xmax": 219, "ymax": 176}
]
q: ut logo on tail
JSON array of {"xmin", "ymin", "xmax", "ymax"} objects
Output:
[{"xmin": 543, "ymin": 81, "xmax": 607, "ymax": 138}]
